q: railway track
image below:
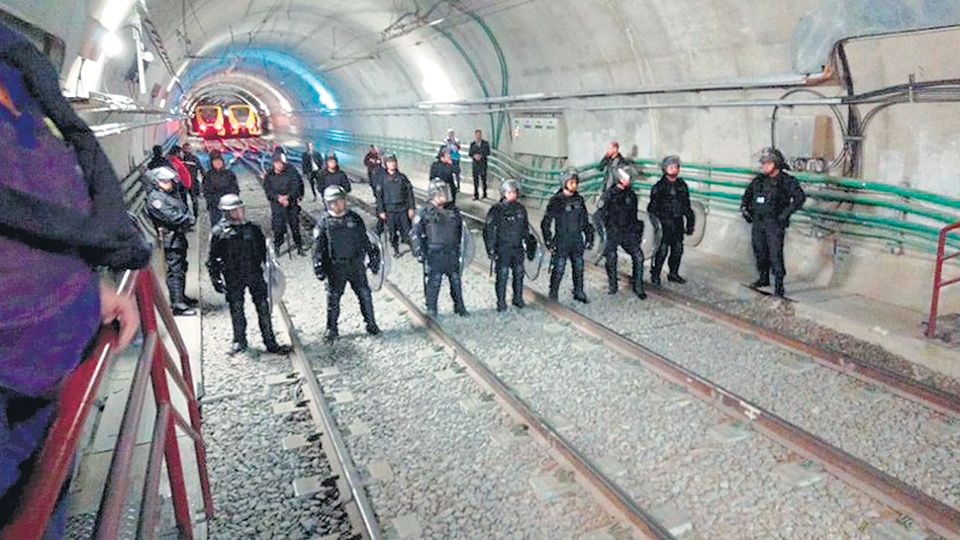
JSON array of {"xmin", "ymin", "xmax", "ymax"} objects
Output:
[{"xmin": 339, "ymin": 182, "xmax": 960, "ymax": 539}]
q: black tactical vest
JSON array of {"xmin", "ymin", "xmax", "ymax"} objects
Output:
[
  {"xmin": 324, "ymin": 213, "xmax": 365, "ymax": 261},
  {"xmin": 425, "ymin": 206, "xmax": 461, "ymax": 248}
]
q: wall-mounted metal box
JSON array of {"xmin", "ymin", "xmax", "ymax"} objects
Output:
[
  {"xmin": 511, "ymin": 116, "xmax": 568, "ymax": 158},
  {"xmin": 778, "ymin": 115, "xmax": 835, "ymax": 161}
]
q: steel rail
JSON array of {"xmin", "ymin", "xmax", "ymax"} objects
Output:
[
  {"xmin": 243, "ymin": 158, "xmax": 382, "ymax": 540},
  {"xmin": 347, "ymin": 185, "xmax": 960, "ymax": 538},
  {"xmin": 274, "ymin": 299, "xmax": 382, "ymax": 540},
  {"xmin": 448, "ymin": 198, "xmax": 960, "ymax": 420},
  {"xmin": 441, "ymin": 203, "xmax": 960, "ymax": 538},
  {"xmin": 379, "ymin": 277, "xmax": 675, "ymax": 540}
]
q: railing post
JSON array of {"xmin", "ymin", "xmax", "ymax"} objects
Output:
[
  {"xmin": 927, "ymin": 228, "xmax": 949, "ymax": 338},
  {"xmin": 136, "ymin": 271, "xmax": 194, "ymax": 539}
]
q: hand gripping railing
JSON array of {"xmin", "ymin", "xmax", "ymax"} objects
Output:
[
  {"xmin": 0, "ymin": 268, "xmax": 213, "ymax": 540},
  {"xmin": 926, "ymin": 221, "xmax": 960, "ymax": 338}
]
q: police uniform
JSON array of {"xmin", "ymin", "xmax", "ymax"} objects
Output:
[
  {"xmin": 375, "ymin": 169, "xmax": 415, "ymax": 256},
  {"xmin": 313, "ymin": 198, "xmax": 380, "ymax": 341},
  {"xmin": 264, "ymin": 161, "xmax": 305, "ymax": 253},
  {"xmin": 740, "ymin": 149, "xmax": 806, "ymax": 295},
  {"xmin": 484, "ymin": 194, "xmax": 535, "ymax": 311},
  {"xmin": 541, "ymin": 178, "xmax": 594, "ymax": 303},
  {"xmin": 412, "ymin": 191, "xmax": 468, "ymax": 317},
  {"xmin": 429, "ymin": 158, "xmax": 459, "ymax": 203},
  {"xmin": 146, "ymin": 180, "xmax": 195, "ymax": 314},
  {"xmin": 207, "ymin": 208, "xmax": 286, "ymax": 354},
  {"xmin": 648, "ymin": 167, "xmax": 694, "ymax": 285},
  {"xmin": 319, "ymin": 161, "xmax": 351, "ymax": 194},
  {"xmin": 202, "ymin": 151, "xmax": 239, "ymax": 226},
  {"xmin": 599, "ymin": 180, "xmax": 646, "ymax": 298}
]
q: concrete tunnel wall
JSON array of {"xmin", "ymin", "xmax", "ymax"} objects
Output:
[{"xmin": 4, "ymin": 0, "xmax": 960, "ymax": 314}]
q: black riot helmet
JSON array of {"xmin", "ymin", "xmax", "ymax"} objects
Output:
[
  {"xmin": 499, "ymin": 178, "xmax": 520, "ymax": 197},
  {"xmin": 323, "ymin": 185, "xmax": 347, "ymax": 216},
  {"xmin": 427, "ymin": 178, "xmax": 452, "ymax": 203},
  {"xmin": 758, "ymin": 147, "xmax": 787, "ymax": 169},
  {"xmin": 560, "ymin": 168, "xmax": 579, "ymax": 191},
  {"xmin": 661, "ymin": 155, "xmax": 681, "ymax": 173}
]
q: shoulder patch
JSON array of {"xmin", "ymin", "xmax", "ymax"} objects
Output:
[{"xmin": 152, "ymin": 199, "xmax": 164, "ymax": 209}]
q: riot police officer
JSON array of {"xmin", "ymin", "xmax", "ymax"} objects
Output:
[
  {"xmin": 146, "ymin": 167, "xmax": 196, "ymax": 315},
  {"xmin": 314, "ymin": 186, "xmax": 381, "ymax": 342},
  {"xmin": 412, "ymin": 180, "xmax": 469, "ymax": 318},
  {"xmin": 429, "ymin": 147, "xmax": 460, "ymax": 203},
  {"xmin": 541, "ymin": 169, "xmax": 594, "ymax": 303},
  {"xmin": 375, "ymin": 154, "xmax": 415, "ymax": 258},
  {"xmin": 318, "ymin": 152, "xmax": 351, "ymax": 194},
  {"xmin": 202, "ymin": 150, "xmax": 239, "ymax": 226},
  {"xmin": 741, "ymin": 148, "xmax": 806, "ymax": 297},
  {"xmin": 599, "ymin": 168, "xmax": 646, "ymax": 299},
  {"xmin": 264, "ymin": 154, "xmax": 305, "ymax": 255},
  {"xmin": 208, "ymin": 195, "xmax": 291, "ymax": 355},
  {"xmin": 484, "ymin": 179, "xmax": 536, "ymax": 312},
  {"xmin": 648, "ymin": 156, "xmax": 695, "ymax": 285}
]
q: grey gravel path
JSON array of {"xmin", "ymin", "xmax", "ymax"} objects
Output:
[{"xmin": 344, "ymin": 188, "xmax": 901, "ymax": 539}]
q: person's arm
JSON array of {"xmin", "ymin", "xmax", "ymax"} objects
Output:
[
  {"xmin": 313, "ymin": 224, "xmax": 329, "ymax": 280},
  {"xmin": 540, "ymin": 201, "xmax": 555, "ymax": 249},
  {"xmin": 741, "ymin": 180, "xmax": 755, "ymax": 223},
  {"xmin": 206, "ymin": 234, "xmax": 226, "ymax": 292},
  {"xmin": 483, "ymin": 206, "xmax": 499, "ymax": 257},
  {"xmin": 341, "ymin": 172, "xmax": 352, "ymax": 194},
  {"xmin": 782, "ymin": 178, "xmax": 806, "ymax": 220},
  {"xmin": 682, "ymin": 182, "xmax": 695, "ymax": 233},
  {"xmin": 410, "ymin": 210, "xmax": 426, "ymax": 260},
  {"xmin": 99, "ymin": 279, "xmax": 140, "ymax": 353}
]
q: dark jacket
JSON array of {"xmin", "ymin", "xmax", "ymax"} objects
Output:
[
  {"xmin": 469, "ymin": 140, "xmax": 490, "ymax": 166},
  {"xmin": 319, "ymin": 167, "xmax": 351, "ymax": 194},
  {"xmin": 264, "ymin": 164, "xmax": 304, "ymax": 202},
  {"xmin": 207, "ymin": 221, "xmax": 266, "ymax": 288},
  {"xmin": 314, "ymin": 210, "xmax": 377, "ymax": 277},
  {"xmin": 429, "ymin": 160, "xmax": 459, "ymax": 195},
  {"xmin": 648, "ymin": 176, "xmax": 695, "ymax": 229},
  {"xmin": 376, "ymin": 171, "xmax": 415, "ymax": 214},
  {"xmin": 0, "ymin": 25, "xmax": 150, "ymax": 271},
  {"xmin": 599, "ymin": 185, "xmax": 643, "ymax": 235},
  {"xmin": 363, "ymin": 151, "xmax": 381, "ymax": 172},
  {"xmin": 740, "ymin": 171, "xmax": 806, "ymax": 226},
  {"xmin": 484, "ymin": 200, "xmax": 533, "ymax": 254},
  {"xmin": 412, "ymin": 203, "xmax": 463, "ymax": 256},
  {"xmin": 541, "ymin": 190, "xmax": 594, "ymax": 251},
  {"xmin": 203, "ymin": 168, "xmax": 240, "ymax": 207},
  {"xmin": 146, "ymin": 187, "xmax": 193, "ymax": 250},
  {"xmin": 301, "ymin": 151, "xmax": 322, "ymax": 179},
  {"xmin": 181, "ymin": 151, "xmax": 203, "ymax": 187}
]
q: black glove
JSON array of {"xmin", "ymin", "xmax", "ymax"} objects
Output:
[
  {"xmin": 544, "ymin": 238, "xmax": 554, "ymax": 252},
  {"xmin": 368, "ymin": 251, "xmax": 381, "ymax": 273},
  {"xmin": 525, "ymin": 237, "xmax": 537, "ymax": 261},
  {"xmin": 584, "ymin": 237, "xmax": 594, "ymax": 251},
  {"xmin": 777, "ymin": 212, "xmax": 791, "ymax": 227},
  {"xmin": 487, "ymin": 251, "xmax": 498, "ymax": 263},
  {"xmin": 314, "ymin": 263, "xmax": 326, "ymax": 281},
  {"xmin": 741, "ymin": 208, "xmax": 753, "ymax": 224},
  {"xmin": 685, "ymin": 225, "xmax": 694, "ymax": 236}
]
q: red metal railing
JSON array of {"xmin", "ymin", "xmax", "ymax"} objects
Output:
[
  {"xmin": 927, "ymin": 221, "xmax": 960, "ymax": 338},
  {"xmin": 0, "ymin": 268, "xmax": 213, "ymax": 540}
]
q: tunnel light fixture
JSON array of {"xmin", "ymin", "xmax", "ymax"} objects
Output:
[{"xmin": 418, "ymin": 57, "xmax": 458, "ymax": 103}]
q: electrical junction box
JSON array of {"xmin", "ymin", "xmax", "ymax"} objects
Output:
[
  {"xmin": 511, "ymin": 116, "xmax": 568, "ymax": 158},
  {"xmin": 777, "ymin": 115, "xmax": 835, "ymax": 162}
]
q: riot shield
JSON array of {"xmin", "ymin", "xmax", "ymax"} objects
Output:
[
  {"xmin": 645, "ymin": 213, "xmax": 662, "ymax": 256},
  {"xmin": 265, "ymin": 241, "xmax": 286, "ymax": 309},
  {"xmin": 524, "ymin": 225, "xmax": 545, "ymax": 280},
  {"xmin": 366, "ymin": 229, "xmax": 389, "ymax": 292},
  {"xmin": 687, "ymin": 201, "xmax": 707, "ymax": 248},
  {"xmin": 459, "ymin": 221, "xmax": 476, "ymax": 270}
]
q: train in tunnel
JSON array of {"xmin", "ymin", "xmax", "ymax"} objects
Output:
[{"xmin": 5, "ymin": 0, "xmax": 960, "ymax": 537}]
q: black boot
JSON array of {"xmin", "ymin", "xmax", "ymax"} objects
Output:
[
  {"xmin": 573, "ymin": 291, "xmax": 590, "ymax": 304},
  {"xmin": 228, "ymin": 340, "xmax": 247, "ymax": 355},
  {"xmin": 774, "ymin": 277, "xmax": 785, "ymax": 297},
  {"xmin": 183, "ymin": 296, "xmax": 199, "ymax": 307},
  {"xmin": 606, "ymin": 264, "xmax": 618, "ymax": 295},
  {"xmin": 751, "ymin": 277, "xmax": 770, "ymax": 288},
  {"xmin": 323, "ymin": 327, "xmax": 339, "ymax": 343},
  {"xmin": 667, "ymin": 273, "xmax": 687, "ymax": 284}
]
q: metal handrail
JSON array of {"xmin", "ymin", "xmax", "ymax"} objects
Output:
[
  {"xmin": 0, "ymin": 268, "xmax": 214, "ymax": 540},
  {"xmin": 926, "ymin": 221, "xmax": 960, "ymax": 338}
]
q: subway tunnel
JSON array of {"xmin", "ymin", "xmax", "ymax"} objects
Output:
[{"xmin": 4, "ymin": 0, "xmax": 960, "ymax": 538}]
